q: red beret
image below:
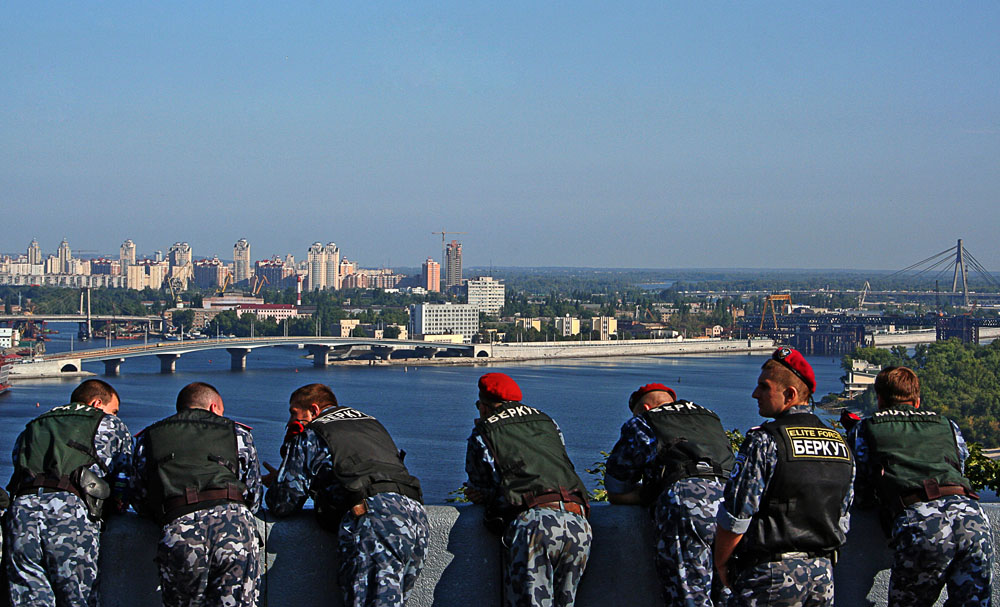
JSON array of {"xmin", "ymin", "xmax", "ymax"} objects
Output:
[
  {"xmin": 768, "ymin": 347, "xmax": 816, "ymax": 395},
  {"xmin": 628, "ymin": 383, "xmax": 677, "ymax": 409},
  {"xmin": 478, "ymin": 373, "xmax": 523, "ymax": 402}
]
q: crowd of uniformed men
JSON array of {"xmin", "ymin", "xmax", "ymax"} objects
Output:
[{"xmin": 0, "ymin": 347, "xmax": 992, "ymax": 606}]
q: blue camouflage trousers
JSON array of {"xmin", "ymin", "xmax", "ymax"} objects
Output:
[
  {"xmin": 729, "ymin": 556, "xmax": 834, "ymax": 607},
  {"xmin": 653, "ymin": 477, "xmax": 725, "ymax": 607},
  {"xmin": 338, "ymin": 492, "xmax": 429, "ymax": 607},
  {"xmin": 502, "ymin": 505, "xmax": 593, "ymax": 607},
  {"xmin": 4, "ymin": 492, "xmax": 101, "ymax": 607},
  {"xmin": 888, "ymin": 495, "xmax": 993, "ymax": 607},
  {"xmin": 156, "ymin": 502, "xmax": 261, "ymax": 607}
]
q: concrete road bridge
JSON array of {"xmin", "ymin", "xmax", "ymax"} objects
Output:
[{"xmin": 37, "ymin": 336, "xmax": 477, "ymax": 375}]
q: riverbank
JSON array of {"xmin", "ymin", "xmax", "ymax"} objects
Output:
[
  {"xmin": 318, "ymin": 337, "xmax": 777, "ymax": 366},
  {"xmin": 872, "ymin": 326, "xmax": 1000, "ymax": 347}
]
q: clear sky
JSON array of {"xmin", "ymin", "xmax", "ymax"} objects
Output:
[{"xmin": 2, "ymin": 2, "xmax": 998, "ymax": 270}]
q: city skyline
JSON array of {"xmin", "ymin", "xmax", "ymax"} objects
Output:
[{"xmin": 2, "ymin": 5, "xmax": 998, "ymax": 270}]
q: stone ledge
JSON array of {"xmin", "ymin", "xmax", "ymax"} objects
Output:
[{"xmin": 9, "ymin": 503, "xmax": 1000, "ymax": 606}]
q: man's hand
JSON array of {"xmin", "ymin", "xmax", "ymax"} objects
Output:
[
  {"xmin": 463, "ymin": 485, "xmax": 486, "ymax": 504},
  {"xmin": 261, "ymin": 461, "xmax": 278, "ymax": 489}
]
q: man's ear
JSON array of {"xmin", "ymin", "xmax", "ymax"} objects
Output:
[{"xmin": 310, "ymin": 403, "xmax": 322, "ymax": 418}]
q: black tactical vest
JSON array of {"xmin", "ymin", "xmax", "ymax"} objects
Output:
[
  {"xmin": 475, "ymin": 402, "xmax": 589, "ymax": 514},
  {"xmin": 307, "ymin": 406, "xmax": 423, "ymax": 515},
  {"xmin": 863, "ymin": 405, "xmax": 971, "ymax": 511},
  {"xmin": 741, "ymin": 412, "xmax": 853, "ymax": 560},
  {"xmin": 640, "ymin": 400, "xmax": 735, "ymax": 503},
  {"xmin": 141, "ymin": 408, "xmax": 245, "ymax": 522},
  {"xmin": 8, "ymin": 403, "xmax": 106, "ymax": 496}
]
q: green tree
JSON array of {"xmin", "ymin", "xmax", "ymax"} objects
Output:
[{"xmin": 171, "ymin": 310, "xmax": 195, "ymax": 330}]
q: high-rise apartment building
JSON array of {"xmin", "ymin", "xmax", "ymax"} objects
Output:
[
  {"xmin": 193, "ymin": 257, "xmax": 229, "ymax": 289},
  {"xmin": 307, "ymin": 242, "xmax": 340, "ymax": 290},
  {"xmin": 57, "ymin": 239, "xmax": 72, "ymax": 274},
  {"xmin": 27, "ymin": 239, "xmax": 42, "ymax": 265},
  {"xmin": 445, "ymin": 240, "xmax": 463, "ymax": 289},
  {"xmin": 421, "ymin": 258, "xmax": 440, "ymax": 292},
  {"xmin": 168, "ymin": 242, "xmax": 192, "ymax": 268},
  {"xmin": 466, "ymin": 276, "xmax": 505, "ymax": 315},
  {"xmin": 91, "ymin": 259, "xmax": 122, "ymax": 276},
  {"xmin": 339, "ymin": 258, "xmax": 357, "ymax": 279},
  {"xmin": 126, "ymin": 260, "xmax": 169, "ymax": 290},
  {"xmin": 120, "ymin": 239, "xmax": 136, "ymax": 267},
  {"xmin": 233, "ymin": 238, "xmax": 251, "ymax": 283},
  {"xmin": 255, "ymin": 257, "xmax": 296, "ymax": 288}
]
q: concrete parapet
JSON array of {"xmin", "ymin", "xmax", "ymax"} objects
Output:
[{"xmin": 77, "ymin": 504, "xmax": 1000, "ymax": 605}]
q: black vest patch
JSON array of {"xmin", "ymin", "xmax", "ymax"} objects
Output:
[{"xmin": 778, "ymin": 426, "xmax": 852, "ymax": 461}]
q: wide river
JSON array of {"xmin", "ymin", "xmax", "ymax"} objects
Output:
[{"xmin": 1, "ymin": 323, "xmax": 846, "ymax": 503}]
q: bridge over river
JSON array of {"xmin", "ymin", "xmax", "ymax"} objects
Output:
[{"xmin": 32, "ymin": 336, "xmax": 476, "ymax": 375}]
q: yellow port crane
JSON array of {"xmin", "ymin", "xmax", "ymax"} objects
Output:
[
  {"xmin": 251, "ymin": 275, "xmax": 269, "ymax": 296},
  {"xmin": 216, "ymin": 274, "xmax": 232, "ymax": 296},
  {"xmin": 760, "ymin": 294, "xmax": 793, "ymax": 330}
]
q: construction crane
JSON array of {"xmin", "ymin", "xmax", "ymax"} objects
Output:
[
  {"xmin": 760, "ymin": 294, "xmax": 793, "ymax": 330},
  {"xmin": 431, "ymin": 230, "xmax": 467, "ymax": 264},
  {"xmin": 216, "ymin": 274, "xmax": 232, "ymax": 296},
  {"xmin": 251, "ymin": 275, "xmax": 269, "ymax": 296}
]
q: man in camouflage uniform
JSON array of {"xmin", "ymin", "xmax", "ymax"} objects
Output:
[
  {"xmin": 714, "ymin": 348, "xmax": 854, "ymax": 607},
  {"xmin": 131, "ymin": 382, "xmax": 262, "ymax": 607},
  {"xmin": 4, "ymin": 379, "xmax": 132, "ymax": 607},
  {"xmin": 264, "ymin": 383, "xmax": 428, "ymax": 607},
  {"xmin": 605, "ymin": 383, "xmax": 734, "ymax": 606},
  {"xmin": 465, "ymin": 373, "xmax": 592, "ymax": 607},
  {"xmin": 846, "ymin": 366, "xmax": 993, "ymax": 607}
]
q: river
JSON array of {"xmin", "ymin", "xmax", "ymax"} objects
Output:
[{"xmin": 1, "ymin": 323, "xmax": 847, "ymax": 503}]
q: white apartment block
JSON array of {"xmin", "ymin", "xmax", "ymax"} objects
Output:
[
  {"xmin": 466, "ymin": 276, "xmax": 505, "ymax": 315},
  {"xmin": 409, "ymin": 303, "xmax": 479, "ymax": 342}
]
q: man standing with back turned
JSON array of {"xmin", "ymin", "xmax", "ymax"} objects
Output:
[
  {"xmin": 847, "ymin": 366, "xmax": 993, "ymax": 606},
  {"xmin": 605, "ymin": 383, "xmax": 734, "ymax": 606},
  {"xmin": 465, "ymin": 372, "xmax": 592, "ymax": 607},
  {"xmin": 5, "ymin": 379, "xmax": 132, "ymax": 607},
  {"xmin": 714, "ymin": 348, "xmax": 854, "ymax": 606},
  {"xmin": 264, "ymin": 383, "xmax": 428, "ymax": 607},
  {"xmin": 131, "ymin": 382, "xmax": 262, "ymax": 607}
]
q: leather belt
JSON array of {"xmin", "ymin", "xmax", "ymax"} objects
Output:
[
  {"xmin": 162, "ymin": 486, "xmax": 244, "ymax": 514},
  {"xmin": 900, "ymin": 485, "xmax": 973, "ymax": 507},
  {"xmin": 534, "ymin": 501, "xmax": 585, "ymax": 516}
]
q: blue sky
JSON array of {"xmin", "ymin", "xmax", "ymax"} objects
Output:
[{"xmin": 2, "ymin": 2, "xmax": 998, "ymax": 270}]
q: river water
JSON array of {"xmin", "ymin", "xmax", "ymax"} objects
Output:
[{"xmin": 1, "ymin": 323, "xmax": 846, "ymax": 503}]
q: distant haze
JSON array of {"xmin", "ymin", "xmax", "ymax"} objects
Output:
[{"xmin": 2, "ymin": 4, "xmax": 998, "ymax": 270}]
